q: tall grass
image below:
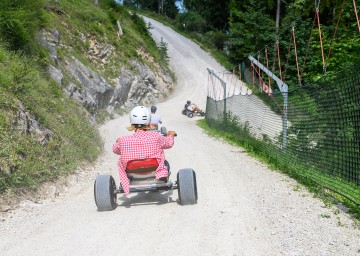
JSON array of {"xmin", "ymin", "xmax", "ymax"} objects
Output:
[
  {"xmin": 0, "ymin": 44, "xmax": 102, "ymax": 192},
  {"xmin": 0, "ymin": 0, "xmax": 46, "ymax": 54},
  {"xmin": 198, "ymin": 117, "xmax": 360, "ymax": 220}
]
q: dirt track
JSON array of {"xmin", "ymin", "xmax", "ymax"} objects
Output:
[{"xmin": 1, "ymin": 17, "xmax": 360, "ymax": 256}]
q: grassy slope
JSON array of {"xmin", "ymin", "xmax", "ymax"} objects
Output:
[
  {"xmin": 0, "ymin": 0, "xmax": 166, "ymax": 193},
  {"xmin": 49, "ymin": 0, "xmax": 167, "ymax": 79},
  {"xmin": 0, "ymin": 44, "xmax": 102, "ymax": 191}
]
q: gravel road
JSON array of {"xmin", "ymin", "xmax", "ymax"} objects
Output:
[{"xmin": 1, "ymin": 17, "xmax": 360, "ymax": 256}]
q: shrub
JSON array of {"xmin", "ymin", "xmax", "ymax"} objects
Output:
[
  {"xmin": 176, "ymin": 11, "xmax": 207, "ymax": 33},
  {"xmin": 0, "ymin": 0, "xmax": 46, "ymax": 53}
]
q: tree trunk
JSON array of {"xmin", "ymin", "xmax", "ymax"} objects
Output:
[
  {"xmin": 275, "ymin": 0, "xmax": 281, "ymax": 35},
  {"xmin": 158, "ymin": 0, "xmax": 164, "ymax": 14},
  {"xmin": 94, "ymin": 0, "xmax": 99, "ymax": 6},
  {"xmin": 272, "ymin": 0, "xmax": 281, "ymax": 72}
]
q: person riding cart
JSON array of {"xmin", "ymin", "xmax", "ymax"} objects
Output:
[
  {"xmin": 150, "ymin": 105, "xmax": 162, "ymax": 130},
  {"xmin": 112, "ymin": 106, "xmax": 176, "ymax": 195},
  {"xmin": 94, "ymin": 106, "xmax": 197, "ymax": 211},
  {"xmin": 184, "ymin": 100, "xmax": 205, "ymax": 117}
]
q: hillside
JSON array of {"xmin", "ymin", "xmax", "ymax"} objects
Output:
[{"xmin": 0, "ymin": 0, "xmax": 174, "ymax": 195}]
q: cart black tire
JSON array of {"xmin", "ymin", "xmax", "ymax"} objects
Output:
[
  {"xmin": 164, "ymin": 160, "xmax": 170, "ymax": 175},
  {"xmin": 177, "ymin": 168, "xmax": 197, "ymax": 205},
  {"xmin": 94, "ymin": 175, "xmax": 117, "ymax": 211},
  {"xmin": 188, "ymin": 112, "xmax": 194, "ymax": 118}
]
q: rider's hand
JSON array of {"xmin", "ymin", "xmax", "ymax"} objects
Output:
[{"xmin": 167, "ymin": 130, "xmax": 177, "ymax": 137}]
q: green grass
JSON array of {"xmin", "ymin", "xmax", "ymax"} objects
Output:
[
  {"xmin": 0, "ymin": 45, "xmax": 102, "ymax": 192},
  {"xmin": 44, "ymin": 0, "xmax": 170, "ymax": 79},
  {"xmin": 197, "ymin": 118, "xmax": 360, "ymax": 221},
  {"xmin": 0, "ymin": 0, "xmax": 175, "ymax": 194}
]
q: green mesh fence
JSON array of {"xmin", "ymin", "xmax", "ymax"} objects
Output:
[{"xmin": 206, "ymin": 61, "xmax": 360, "ymax": 206}]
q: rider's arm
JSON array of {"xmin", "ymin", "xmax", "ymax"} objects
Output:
[
  {"xmin": 158, "ymin": 133, "xmax": 175, "ymax": 149},
  {"xmin": 112, "ymin": 138, "xmax": 121, "ymax": 155}
]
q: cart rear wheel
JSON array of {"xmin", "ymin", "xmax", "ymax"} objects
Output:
[
  {"xmin": 177, "ymin": 168, "xmax": 197, "ymax": 205},
  {"xmin": 94, "ymin": 175, "xmax": 117, "ymax": 211}
]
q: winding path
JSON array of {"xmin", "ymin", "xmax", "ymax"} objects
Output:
[{"xmin": 0, "ymin": 17, "xmax": 359, "ymax": 256}]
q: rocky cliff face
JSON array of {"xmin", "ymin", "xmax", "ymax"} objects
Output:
[
  {"xmin": 40, "ymin": 27, "xmax": 174, "ymax": 121},
  {"xmin": 10, "ymin": 25, "xmax": 173, "ymax": 147}
]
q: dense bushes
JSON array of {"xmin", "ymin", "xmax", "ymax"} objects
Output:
[
  {"xmin": 176, "ymin": 11, "xmax": 207, "ymax": 33},
  {"xmin": 0, "ymin": 0, "xmax": 46, "ymax": 54}
]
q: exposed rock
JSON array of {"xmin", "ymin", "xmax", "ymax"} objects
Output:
[
  {"xmin": 12, "ymin": 101, "xmax": 54, "ymax": 146},
  {"xmin": 87, "ymin": 36, "xmax": 114, "ymax": 66},
  {"xmin": 64, "ymin": 57, "xmax": 114, "ymax": 112},
  {"xmin": 110, "ymin": 69, "xmax": 133, "ymax": 107},
  {"xmin": 40, "ymin": 28, "xmax": 174, "ymax": 120},
  {"xmin": 48, "ymin": 65, "xmax": 63, "ymax": 85},
  {"xmin": 64, "ymin": 82, "xmax": 96, "ymax": 108},
  {"xmin": 50, "ymin": 28, "xmax": 60, "ymax": 44},
  {"xmin": 0, "ymin": 204, "xmax": 12, "ymax": 213},
  {"xmin": 39, "ymin": 29, "xmax": 60, "ymax": 65}
]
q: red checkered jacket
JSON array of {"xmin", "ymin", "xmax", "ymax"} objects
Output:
[{"xmin": 112, "ymin": 130, "xmax": 174, "ymax": 194}]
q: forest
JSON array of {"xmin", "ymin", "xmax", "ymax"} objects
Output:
[
  {"xmin": 124, "ymin": 0, "xmax": 360, "ymax": 88},
  {"xmin": 124, "ymin": 0, "xmax": 360, "ymax": 210}
]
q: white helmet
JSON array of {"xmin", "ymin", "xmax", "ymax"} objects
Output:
[{"xmin": 129, "ymin": 106, "xmax": 150, "ymax": 126}]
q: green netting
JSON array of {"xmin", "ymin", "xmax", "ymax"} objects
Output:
[{"xmin": 206, "ymin": 61, "xmax": 360, "ymax": 205}]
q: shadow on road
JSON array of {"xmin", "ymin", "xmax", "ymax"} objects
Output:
[{"xmin": 117, "ymin": 190, "xmax": 178, "ymax": 208}]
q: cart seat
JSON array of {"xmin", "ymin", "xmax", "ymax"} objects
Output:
[
  {"xmin": 126, "ymin": 158, "xmax": 159, "ymax": 174},
  {"xmin": 125, "ymin": 158, "xmax": 159, "ymax": 182}
]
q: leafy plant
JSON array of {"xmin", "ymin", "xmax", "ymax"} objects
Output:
[
  {"xmin": 0, "ymin": 0, "xmax": 46, "ymax": 54},
  {"xmin": 158, "ymin": 37, "xmax": 169, "ymax": 63}
]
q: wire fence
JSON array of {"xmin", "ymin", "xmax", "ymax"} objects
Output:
[{"xmin": 206, "ymin": 61, "xmax": 360, "ymax": 206}]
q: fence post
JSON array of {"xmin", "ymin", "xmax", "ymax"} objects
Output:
[
  {"xmin": 241, "ymin": 62, "xmax": 245, "ymax": 82},
  {"xmin": 207, "ymin": 68, "xmax": 227, "ymax": 121},
  {"xmin": 117, "ymin": 20, "xmax": 123, "ymax": 37}
]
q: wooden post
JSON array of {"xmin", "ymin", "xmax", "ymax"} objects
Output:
[{"xmin": 117, "ymin": 20, "xmax": 123, "ymax": 37}]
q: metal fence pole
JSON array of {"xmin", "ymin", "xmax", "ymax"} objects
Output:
[{"xmin": 207, "ymin": 68, "xmax": 227, "ymax": 120}]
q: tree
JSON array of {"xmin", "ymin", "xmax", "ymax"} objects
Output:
[
  {"xmin": 275, "ymin": 0, "xmax": 280, "ymax": 35},
  {"xmin": 176, "ymin": 11, "xmax": 207, "ymax": 32},
  {"xmin": 123, "ymin": 0, "xmax": 158, "ymax": 12},
  {"xmin": 163, "ymin": 0, "xmax": 179, "ymax": 19},
  {"xmin": 228, "ymin": 0, "xmax": 275, "ymax": 62},
  {"xmin": 183, "ymin": 0, "xmax": 230, "ymax": 30}
]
